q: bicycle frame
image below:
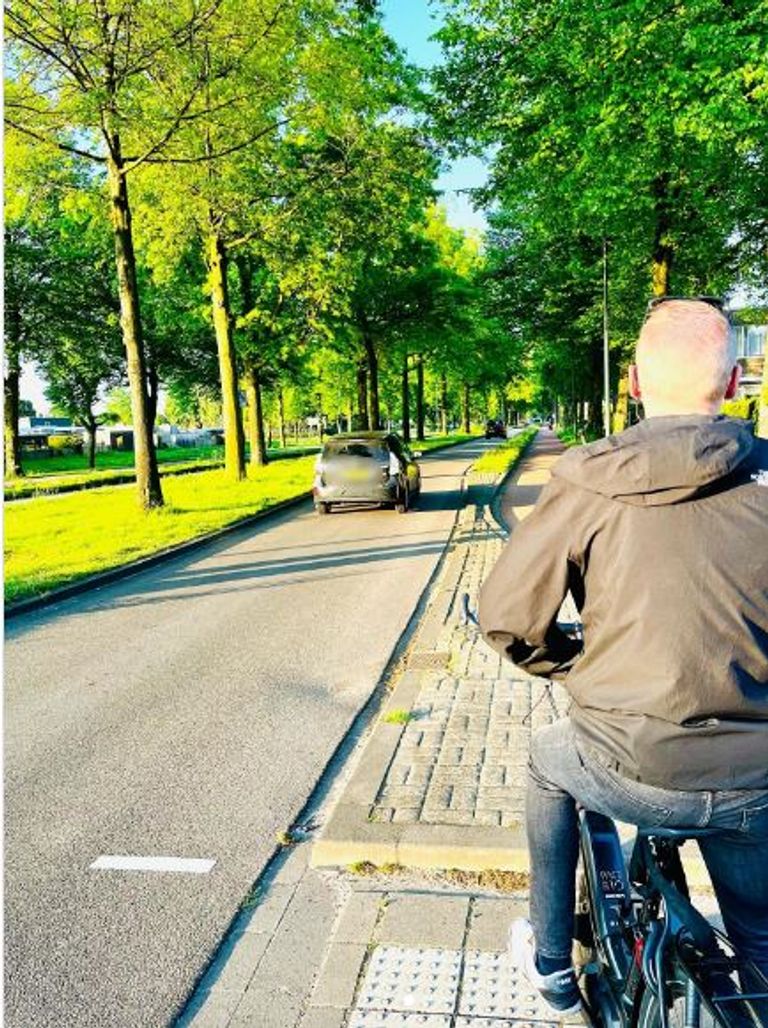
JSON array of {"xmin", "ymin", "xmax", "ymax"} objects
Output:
[{"xmin": 578, "ymin": 810, "xmax": 768, "ymax": 1028}]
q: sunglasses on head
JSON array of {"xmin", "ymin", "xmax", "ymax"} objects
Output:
[{"xmin": 644, "ymin": 295, "xmax": 731, "ymax": 322}]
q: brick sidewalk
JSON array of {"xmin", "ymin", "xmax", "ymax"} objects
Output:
[{"xmin": 312, "ymin": 430, "xmax": 574, "ymax": 870}]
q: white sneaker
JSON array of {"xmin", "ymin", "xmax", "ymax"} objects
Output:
[{"xmin": 508, "ymin": 918, "xmax": 582, "ymax": 1015}]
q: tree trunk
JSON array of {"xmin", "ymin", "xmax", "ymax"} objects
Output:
[
  {"xmin": 245, "ymin": 360, "xmax": 268, "ymax": 467},
  {"xmin": 278, "ymin": 389, "xmax": 287, "ymax": 448},
  {"xmin": 363, "ymin": 333, "xmax": 380, "ymax": 430},
  {"xmin": 86, "ymin": 416, "xmax": 98, "ymax": 469},
  {"xmin": 612, "ymin": 373, "xmax": 630, "ymax": 433},
  {"xmin": 440, "ymin": 372, "xmax": 448, "ymax": 435},
  {"xmin": 356, "ymin": 359, "xmax": 369, "ymax": 430},
  {"xmin": 414, "ymin": 355, "xmax": 426, "ymax": 441},
  {"xmin": 462, "ymin": 381, "xmax": 471, "ymax": 433},
  {"xmin": 758, "ymin": 354, "xmax": 768, "ymax": 440},
  {"xmin": 206, "ymin": 228, "xmax": 245, "ymax": 480},
  {"xmin": 146, "ymin": 361, "xmax": 159, "ymax": 436},
  {"xmin": 106, "ymin": 151, "xmax": 163, "ymax": 508},
  {"xmin": 402, "ymin": 355, "xmax": 411, "ymax": 443},
  {"xmin": 651, "ymin": 176, "xmax": 673, "ymax": 297},
  {"xmin": 4, "ymin": 350, "xmax": 23, "ymax": 478}
]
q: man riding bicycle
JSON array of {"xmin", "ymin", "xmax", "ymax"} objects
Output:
[{"xmin": 479, "ymin": 298, "xmax": 768, "ymax": 1016}]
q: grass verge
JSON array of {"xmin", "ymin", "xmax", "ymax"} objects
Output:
[
  {"xmin": 469, "ymin": 427, "xmax": 537, "ymax": 475},
  {"xmin": 5, "ymin": 444, "xmax": 320, "ymax": 500},
  {"xmin": 556, "ymin": 426, "xmax": 603, "ymax": 447},
  {"xmin": 4, "ymin": 455, "xmax": 316, "ymax": 604},
  {"xmin": 4, "ymin": 431, "xmax": 478, "ymax": 605},
  {"xmin": 414, "ymin": 432, "xmax": 475, "ymax": 453},
  {"xmin": 6, "ymin": 432, "xmax": 475, "ymax": 500}
]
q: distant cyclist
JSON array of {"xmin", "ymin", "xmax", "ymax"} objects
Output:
[{"xmin": 479, "ymin": 298, "xmax": 768, "ymax": 1015}]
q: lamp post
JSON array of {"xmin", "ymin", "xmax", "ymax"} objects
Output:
[{"xmin": 602, "ymin": 237, "xmax": 611, "ymax": 438}]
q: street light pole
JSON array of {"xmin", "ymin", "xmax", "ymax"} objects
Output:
[{"xmin": 602, "ymin": 237, "xmax": 611, "ymax": 438}]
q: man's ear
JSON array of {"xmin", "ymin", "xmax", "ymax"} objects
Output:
[
  {"xmin": 724, "ymin": 363, "xmax": 742, "ymax": 400},
  {"xmin": 629, "ymin": 364, "xmax": 641, "ymax": 400}
]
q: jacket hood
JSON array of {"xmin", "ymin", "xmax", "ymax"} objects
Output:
[{"xmin": 553, "ymin": 415, "xmax": 757, "ymax": 506}]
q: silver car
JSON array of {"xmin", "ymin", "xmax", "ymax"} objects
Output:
[{"xmin": 312, "ymin": 432, "xmax": 421, "ymax": 514}]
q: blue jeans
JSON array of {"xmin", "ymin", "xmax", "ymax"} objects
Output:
[{"xmin": 527, "ymin": 719, "xmax": 768, "ymax": 974}]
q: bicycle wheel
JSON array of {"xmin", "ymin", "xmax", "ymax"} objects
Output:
[{"xmin": 637, "ymin": 980, "xmax": 717, "ymax": 1028}]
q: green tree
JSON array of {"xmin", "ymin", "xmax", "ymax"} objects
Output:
[
  {"xmin": 5, "ymin": 1, "xmax": 259, "ymax": 506},
  {"xmin": 433, "ymin": 0, "xmax": 767, "ymax": 423}
]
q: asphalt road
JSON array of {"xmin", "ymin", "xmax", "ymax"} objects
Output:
[{"xmin": 5, "ymin": 437, "xmax": 501, "ymax": 1028}]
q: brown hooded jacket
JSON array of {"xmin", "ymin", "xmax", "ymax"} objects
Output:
[{"xmin": 479, "ymin": 415, "xmax": 768, "ymax": 790}]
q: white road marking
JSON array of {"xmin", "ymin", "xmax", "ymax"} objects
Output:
[{"xmin": 89, "ymin": 854, "xmax": 216, "ymax": 874}]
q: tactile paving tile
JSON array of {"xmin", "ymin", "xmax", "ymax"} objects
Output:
[
  {"xmin": 356, "ymin": 946, "xmax": 462, "ymax": 1015},
  {"xmin": 456, "ymin": 1020, "xmax": 558, "ymax": 1028},
  {"xmin": 347, "ymin": 1012, "xmax": 451, "ymax": 1028},
  {"xmin": 458, "ymin": 951, "xmax": 557, "ymax": 1021}
]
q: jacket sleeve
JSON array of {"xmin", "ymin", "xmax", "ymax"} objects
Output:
[{"xmin": 478, "ymin": 475, "xmax": 587, "ymax": 679}]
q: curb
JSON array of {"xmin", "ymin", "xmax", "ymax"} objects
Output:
[{"xmin": 5, "ymin": 491, "xmax": 314, "ymax": 619}]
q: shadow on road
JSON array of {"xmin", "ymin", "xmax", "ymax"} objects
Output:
[{"xmin": 9, "ymin": 533, "xmax": 452, "ymax": 624}]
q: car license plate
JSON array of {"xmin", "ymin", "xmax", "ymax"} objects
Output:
[{"xmin": 345, "ymin": 469, "xmax": 371, "ymax": 481}]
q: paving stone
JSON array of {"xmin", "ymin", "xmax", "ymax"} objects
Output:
[
  {"xmin": 391, "ymin": 808, "xmax": 420, "ymax": 824},
  {"xmin": 348, "ymin": 1013, "xmax": 450, "ymax": 1028},
  {"xmin": 238, "ymin": 871, "xmax": 340, "ymax": 1019},
  {"xmin": 228, "ymin": 982, "xmax": 301, "ymax": 1027},
  {"xmin": 465, "ymin": 900, "xmax": 527, "ymax": 952},
  {"xmin": 471, "ymin": 810, "xmax": 502, "ymax": 827},
  {"xmin": 300, "ymin": 1008, "xmax": 349, "ymax": 1028},
  {"xmin": 197, "ymin": 930, "xmax": 271, "ymax": 993},
  {"xmin": 377, "ymin": 786, "xmax": 429, "ymax": 808},
  {"xmin": 311, "ymin": 943, "xmax": 368, "ymax": 1008},
  {"xmin": 456, "ymin": 1021, "xmax": 557, "ymax": 1028},
  {"xmin": 420, "ymin": 808, "xmax": 475, "ymax": 826},
  {"xmin": 356, "ymin": 946, "xmax": 461, "ymax": 1014},
  {"xmin": 272, "ymin": 842, "xmax": 311, "ymax": 885},
  {"xmin": 176, "ymin": 988, "xmax": 243, "ymax": 1028},
  {"xmin": 333, "ymin": 891, "xmax": 384, "ymax": 944},
  {"xmin": 459, "ymin": 951, "xmax": 557, "ymax": 1021},
  {"xmin": 240, "ymin": 883, "xmax": 297, "ymax": 936},
  {"xmin": 376, "ymin": 895, "xmax": 469, "ymax": 948}
]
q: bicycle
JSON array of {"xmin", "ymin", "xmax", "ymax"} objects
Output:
[
  {"xmin": 576, "ymin": 810, "xmax": 768, "ymax": 1028},
  {"xmin": 459, "ymin": 593, "xmax": 768, "ymax": 1027}
]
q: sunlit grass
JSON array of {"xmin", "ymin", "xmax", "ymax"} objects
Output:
[
  {"xmin": 416, "ymin": 432, "xmax": 475, "ymax": 452},
  {"xmin": 5, "ymin": 431, "xmax": 479, "ymax": 604},
  {"xmin": 5, "ymin": 444, "xmax": 320, "ymax": 500},
  {"xmin": 5, "ymin": 456, "xmax": 316, "ymax": 603},
  {"xmin": 470, "ymin": 427, "xmax": 537, "ymax": 474}
]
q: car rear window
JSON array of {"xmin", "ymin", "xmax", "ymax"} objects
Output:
[{"xmin": 323, "ymin": 440, "xmax": 389, "ymax": 461}]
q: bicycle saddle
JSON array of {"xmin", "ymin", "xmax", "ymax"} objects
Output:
[{"xmin": 637, "ymin": 826, "xmax": 721, "ymax": 840}]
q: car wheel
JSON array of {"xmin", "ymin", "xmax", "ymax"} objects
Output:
[{"xmin": 315, "ymin": 502, "xmax": 330, "ymax": 515}]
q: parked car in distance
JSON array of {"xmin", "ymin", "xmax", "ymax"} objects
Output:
[
  {"xmin": 484, "ymin": 419, "xmax": 507, "ymax": 439},
  {"xmin": 313, "ymin": 432, "xmax": 421, "ymax": 515}
]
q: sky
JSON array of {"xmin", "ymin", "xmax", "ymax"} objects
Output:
[
  {"xmin": 380, "ymin": 0, "xmax": 489, "ymax": 234},
  {"xmin": 21, "ymin": 0, "xmax": 488, "ymax": 415}
]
